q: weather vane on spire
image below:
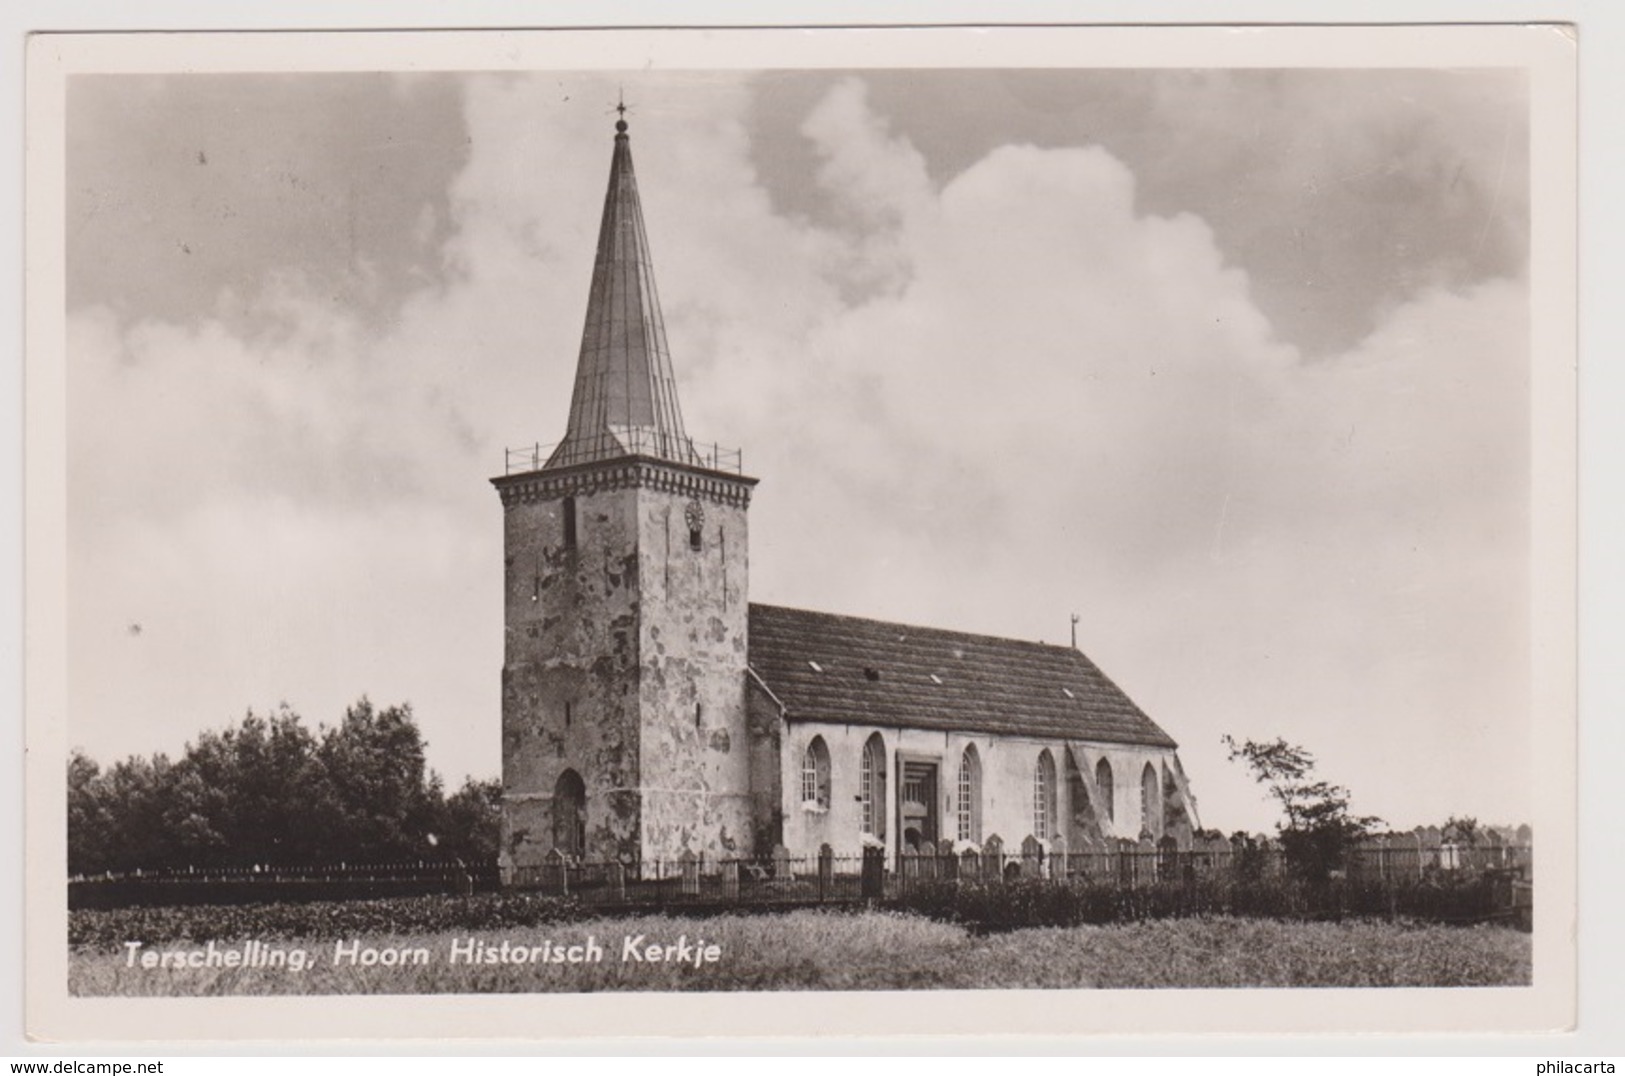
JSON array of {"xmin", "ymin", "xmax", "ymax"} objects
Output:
[{"xmin": 614, "ymin": 89, "xmax": 629, "ymax": 133}]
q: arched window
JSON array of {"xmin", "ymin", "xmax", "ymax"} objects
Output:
[
  {"xmin": 1066, "ymin": 749, "xmax": 1090, "ymax": 832},
  {"xmin": 1141, "ymin": 762, "xmax": 1161, "ymax": 837},
  {"xmin": 860, "ymin": 733, "xmax": 887, "ymax": 839},
  {"xmin": 957, "ymin": 745, "xmax": 982, "ymax": 843},
  {"xmin": 552, "ymin": 769, "xmax": 586, "ymax": 857},
  {"xmin": 801, "ymin": 736, "xmax": 830, "ymax": 809},
  {"xmin": 1034, "ymin": 749, "xmax": 1057, "ymax": 841},
  {"xmin": 1096, "ymin": 757, "xmax": 1115, "ymax": 823}
]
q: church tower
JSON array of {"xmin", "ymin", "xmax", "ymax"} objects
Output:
[{"xmin": 492, "ymin": 114, "xmax": 757, "ymax": 875}]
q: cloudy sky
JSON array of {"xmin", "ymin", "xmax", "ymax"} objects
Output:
[{"xmin": 64, "ymin": 67, "xmax": 1531, "ymax": 834}]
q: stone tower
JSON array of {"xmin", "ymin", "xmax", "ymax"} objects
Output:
[{"xmin": 492, "ymin": 114, "xmax": 757, "ymax": 876}]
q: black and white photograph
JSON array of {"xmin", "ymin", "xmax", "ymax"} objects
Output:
[{"xmin": 23, "ymin": 24, "xmax": 1578, "ymax": 1041}]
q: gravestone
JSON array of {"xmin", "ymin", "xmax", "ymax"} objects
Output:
[
  {"xmin": 982, "ymin": 834, "xmax": 1004, "ymax": 879},
  {"xmin": 959, "ymin": 845, "xmax": 981, "ymax": 880},
  {"xmin": 1021, "ymin": 834, "xmax": 1044, "ymax": 880}
]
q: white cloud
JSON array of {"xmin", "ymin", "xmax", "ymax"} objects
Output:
[{"xmin": 716, "ymin": 86, "xmax": 1528, "ymax": 832}]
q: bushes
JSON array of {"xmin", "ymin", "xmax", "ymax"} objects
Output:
[
  {"xmin": 883, "ymin": 870, "xmax": 1514, "ymax": 932},
  {"xmin": 1340, "ymin": 872, "xmax": 1516, "ymax": 924},
  {"xmin": 884, "ymin": 876, "xmax": 1278, "ymax": 931},
  {"xmin": 70, "ymin": 867, "xmax": 1522, "ymax": 951},
  {"xmin": 69, "ymin": 891, "xmax": 585, "ymax": 950}
]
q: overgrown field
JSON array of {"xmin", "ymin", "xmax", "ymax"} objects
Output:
[{"xmin": 70, "ymin": 907, "xmax": 1530, "ymax": 995}]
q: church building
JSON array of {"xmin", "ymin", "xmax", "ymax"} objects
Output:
[{"xmin": 492, "ymin": 115, "xmax": 1199, "ymax": 877}]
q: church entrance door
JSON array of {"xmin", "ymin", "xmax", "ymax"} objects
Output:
[
  {"xmin": 897, "ymin": 759, "xmax": 939, "ymax": 856},
  {"xmin": 552, "ymin": 769, "xmax": 587, "ymax": 857}
]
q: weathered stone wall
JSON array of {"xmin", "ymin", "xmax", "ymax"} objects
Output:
[
  {"xmin": 500, "ymin": 485, "xmax": 645, "ymax": 868},
  {"xmin": 779, "ymin": 722, "xmax": 1180, "ymax": 865},
  {"xmin": 634, "ymin": 483, "xmax": 753, "ymax": 864},
  {"xmin": 496, "ymin": 462, "xmax": 756, "ymax": 873},
  {"xmin": 745, "ymin": 678, "xmax": 785, "ymax": 852}
]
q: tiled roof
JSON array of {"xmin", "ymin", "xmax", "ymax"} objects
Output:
[{"xmin": 747, "ymin": 604, "xmax": 1178, "ymax": 748}]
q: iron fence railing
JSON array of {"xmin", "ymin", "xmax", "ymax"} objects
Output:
[
  {"xmin": 505, "ymin": 853, "xmax": 870, "ymax": 905},
  {"xmin": 69, "ymin": 843, "xmax": 1533, "ymax": 913},
  {"xmin": 68, "ymin": 859, "xmax": 499, "ymax": 910},
  {"xmin": 70, "ymin": 859, "xmax": 495, "ymax": 886},
  {"xmin": 504, "ymin": 433, "xmax": 743, "ymax": 476}
]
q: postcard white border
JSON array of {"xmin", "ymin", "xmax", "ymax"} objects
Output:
[{"xmin": 22, "ymin": 23, "xmax": 1578, "ymax": 1044}]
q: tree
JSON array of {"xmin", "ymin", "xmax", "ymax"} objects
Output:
[
  {"xmin": 1441, "ymin": 815, "xmax": 1481, "ymax": 847},
  {"xmin": 163, "ymin": 707, "xmax": 325, "ymax": 867},
  {"xmin": 1222, "ymin": 735, "xmax": 1382, "ymax": 883},
  {"xmin": 67, "ymin": 750, "xmax": 112, "ymax": 876},
  {"xmin": 315, "ymin": 698, "xmax": 442, "ymax": 861},
  {"xmin": 67, "ymin": 698, "xmax": 495, "ymax": 873},
  {"xmin": 433, "ymin": 777, "xmax": 503, "ymax": 863}
]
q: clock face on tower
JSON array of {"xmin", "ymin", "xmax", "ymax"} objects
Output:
[{"xmin": 684, "ymin": 498, "xmax": 705, "ymax": 532}]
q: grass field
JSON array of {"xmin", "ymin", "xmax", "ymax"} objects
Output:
[{"xmin": 69, "ymin": 909, "xmax": 1531, "ymax": 995}]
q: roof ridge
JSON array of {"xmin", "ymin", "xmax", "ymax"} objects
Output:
[
  {"xmin": 747, "ymin": 602, "xmax": 1179, "ymax": 749},
  {"xmin": 749, "ymin": 601, "xmax": 1081, "ymax": 656}
]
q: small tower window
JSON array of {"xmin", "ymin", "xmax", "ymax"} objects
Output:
[
  {"xmin": 562, "ymin": 496, "xmax": 577, "ymax": 550},
  {"xmin": 684, "ymin": 498, "xmax": 705, "ymax": 552}
]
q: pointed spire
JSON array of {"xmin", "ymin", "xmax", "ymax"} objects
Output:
[{"xmin": 546, "ymin": 112, "xmax": 699, "ymax": 471}]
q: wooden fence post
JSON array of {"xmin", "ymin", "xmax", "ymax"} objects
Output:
[
  {"xmin": 861, "ymin": 845, "xmax": 885, "ymax": 900},
  {"xmin": 937, "ymin": 838, "xmax": 958, "ymax": 881},
  {"xmin": 818, "ymin": 843, "xmax": 833, "ymax": 902},
  {"xmin": 723, "ymin": 859, "xmax": 741, "ymax": 901},
  {"xmin": 679, "ymin": 849, "xmax": 700, "ymax": 897}
]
